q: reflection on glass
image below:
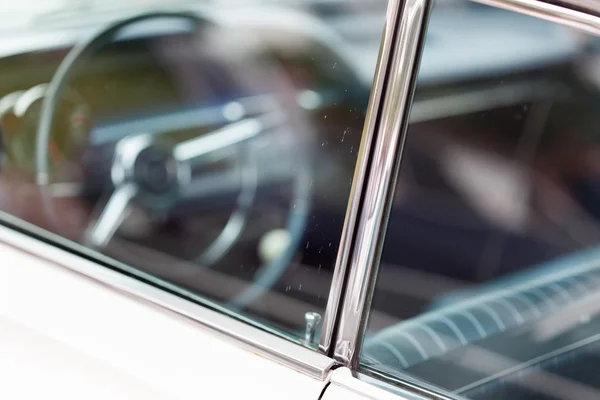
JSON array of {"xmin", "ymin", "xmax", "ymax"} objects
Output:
[
  {"xmin": 0, "ymin": 1, "xmax": 387, "ymax": 345},
  {"xmin": 361, "ymin": 1, "xmax": 600, "ymax": 399}
]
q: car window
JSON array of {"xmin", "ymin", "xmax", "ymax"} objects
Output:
[
  {"xmin": 0, "ymin": 0, "xmax": 387, "ymax": 346},
  {"xmin": 360, "ymin": 0, "xmax": 600, "ymax": 398}
]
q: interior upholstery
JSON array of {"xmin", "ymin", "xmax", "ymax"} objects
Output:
[
  {"xmin": 363, "ymin": 247, "xmax": 600, "ymax": 371},
  {"xmin": 462, "ymin": 340, "xmax": 600, "ymax": 400}
]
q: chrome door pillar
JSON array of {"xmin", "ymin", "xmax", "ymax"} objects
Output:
[{"xmin": 319, "ymin": 0, "xmax": 431, "ymax": 363}]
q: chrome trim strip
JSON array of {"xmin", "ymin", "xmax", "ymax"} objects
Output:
[
  {"xmin": 318, "ymin": 0, "xmax": 405, "ymax": 356},
  {"xmin": 0, "ymin": 216, "xmax": 335, "ymax": 380},
  {"xmin": 472, "ymin": 0, "xmax": 600, "ymax": 37},
  {"xmin": 329, "ymin": 0, "xmax": 429, "ymax": 366},
  {"xmin": 318, "ymin": 0, "xmax": 417, "ymax": 355}
]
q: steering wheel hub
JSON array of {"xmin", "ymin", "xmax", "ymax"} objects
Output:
[
  {"xmin": 133, "ymin": 146, "xmax": 178, "ymax": 195},
  {"xmin": 110, "ymin": 133, "xmax": 190, "ymax": 211}
]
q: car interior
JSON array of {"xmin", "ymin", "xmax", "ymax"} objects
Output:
[
  {"xmin": 363, "ymin": 3, "xmax": 600, "ymax": 400},
  {"xmin": 0, "ymin": 2, "xmax": 374, "ymax": 330},
  {"xmin": 2, "ymin": 1, "xmax": 600, "ymax": 399}
]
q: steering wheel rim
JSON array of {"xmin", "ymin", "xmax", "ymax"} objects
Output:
[
  {"xmin": 36, "ymin": 11, "xmax": 206, "ymax": 186},
  {"xmin": 35, "ymin": 11, "xmax": 313, "ymax": 309}
]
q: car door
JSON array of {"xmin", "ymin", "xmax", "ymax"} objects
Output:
[{"xmin": 0, "ymin": 232, "xmax": 332, "ymax": 399}]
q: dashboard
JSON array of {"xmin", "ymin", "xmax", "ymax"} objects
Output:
[{"xmin": 0, "ymin": 8, "xmax": 370, "ymax": 336}]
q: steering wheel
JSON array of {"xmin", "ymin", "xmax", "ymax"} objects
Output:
[{"xmin": 35, "ymin": 11, "xmax": 313, "ymax": 308}]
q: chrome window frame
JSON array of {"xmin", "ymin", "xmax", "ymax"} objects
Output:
[
  {"xmin": 327, "ymin": 0, "xmax": 600, "ymax": 373},
  {"xmin": 2, "ymin": 0, "xmax": 600, "ymax": 392},
  {"xmin": 319, "ymin": 0, "xmax": 430, "ymax": 361}
]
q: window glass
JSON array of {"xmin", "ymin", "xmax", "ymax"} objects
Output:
[
  {"xmin": 361, "ymin": 0, "xmax": 600, "ymax": 398},
  {"xmin": 0, "ymin": 0, "xmax": 387, "ymax": 345}
]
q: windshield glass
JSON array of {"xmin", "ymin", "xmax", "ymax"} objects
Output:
[
  {"xmin": 0, "ymin": 0, "xmax": 386, "ymax": 346},
  {"xmin": 360, "ymin": 1, "xmax": 600, "ymax": 399}
]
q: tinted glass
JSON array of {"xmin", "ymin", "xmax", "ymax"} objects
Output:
[
  {"xmin": 361, "ymin": 1, "xmax": 600, "ymax": 398},
  {"xmin": 0, "ymin": 0, "xmax": 387, "ymax": 344}
]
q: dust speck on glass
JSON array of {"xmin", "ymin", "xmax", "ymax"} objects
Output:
[
  {"xmin": 0, "ymin": 0, "xmax": 387, "ymax": 345},
  {"xmin": 360, "ymin": 0, "xmax": 600, "ymax": 399}
]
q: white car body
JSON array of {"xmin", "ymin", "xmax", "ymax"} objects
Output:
[{"xmin": 0, "ymin": 226, "xmax": 328, "ymax": 399}]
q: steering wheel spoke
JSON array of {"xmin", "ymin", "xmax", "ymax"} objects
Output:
[
  {"xmin": 173, "ymin": 111, "xmax": 285, "ymax": 164},
  {"xmin": 84, "ymin": 184, "xmax": 137, "ymax": 248}
]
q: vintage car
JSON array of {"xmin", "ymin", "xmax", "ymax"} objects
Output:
[{"xmin": 2, "ymin": 0, "xmax": 600, "ymax": 399}]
